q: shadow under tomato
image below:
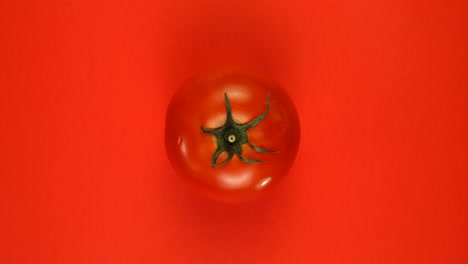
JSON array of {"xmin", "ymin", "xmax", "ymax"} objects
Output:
[{"xmin": 159, "ymin": 0, "xmax": 293, "ymax": 99}]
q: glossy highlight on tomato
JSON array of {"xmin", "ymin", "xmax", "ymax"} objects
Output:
[{"xmin": 165, "ymin": 66, "xmax": 300, "ymax": 202}]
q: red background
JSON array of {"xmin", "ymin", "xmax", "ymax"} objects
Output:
[{"xmin": 1, "ymin": 0, "xmax": 467, "ymax": 263}]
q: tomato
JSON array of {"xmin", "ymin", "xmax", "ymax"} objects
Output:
[{"xmin": 165, "ymin": 66, "xmax": 300, "ymax": 202}]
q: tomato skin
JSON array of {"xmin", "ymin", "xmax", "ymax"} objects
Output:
[{"xmin": 165, "ymin": 66, "xmax": 300, "ymax": 203}]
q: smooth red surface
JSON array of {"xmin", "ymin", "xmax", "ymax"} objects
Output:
[
  {"xmin": 165, "ymin": 66, "xmax": 300, "ymax": 202},
  {"xmin": 1, "ymin": 0, "xmax": 467, "ymax": 263}
]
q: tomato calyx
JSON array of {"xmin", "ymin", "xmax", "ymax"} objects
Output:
[{"xmin": 200, "ymin": 93, "xmax": 278, "ymax": 168}]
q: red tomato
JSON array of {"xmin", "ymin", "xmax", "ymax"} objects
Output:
[{"xmin": 165, "ymin": 66, "xmax": 300, "ymax": 202}]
